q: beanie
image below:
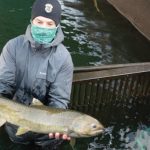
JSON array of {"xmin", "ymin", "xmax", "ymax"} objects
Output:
[{"xmin": 31, "ymin": 0, "xmax": 61, "ymax": 25}]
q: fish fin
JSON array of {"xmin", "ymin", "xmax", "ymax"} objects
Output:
[
  {"xmin": 70, "ymin": 138, "xmax": 76, "ymax": 150},
  {"xmin": 31, "ymin": 98, "xmax": 43, "ymax": 106},
  {"xmin": 16, "ymin": 127, "xmax": 29, "ymax": 136},
  {"xmin": 0, "ymin": 118, "xmax": 6, "ymax": 127},
  {"xmin": 93, "ymin": 0, "xmax": 100, "ymax": 12}
]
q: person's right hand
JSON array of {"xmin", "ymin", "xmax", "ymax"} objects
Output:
[{"xmin": 49, "ymin": 132, "xmax": 71, "ymax": 140}]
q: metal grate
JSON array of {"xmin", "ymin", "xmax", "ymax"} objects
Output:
[{"xmin": 70, "ymin": 63, "xmax": 150, "ymax": 113}]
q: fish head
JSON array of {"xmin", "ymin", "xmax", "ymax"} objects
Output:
[{"xmin": 69, "ymin": 115, "xmax": 104, "ymax": 138}]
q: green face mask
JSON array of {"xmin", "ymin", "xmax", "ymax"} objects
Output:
[{"xmin": 31, "ymin": 24, "xmax": 57, "ymax": 44}]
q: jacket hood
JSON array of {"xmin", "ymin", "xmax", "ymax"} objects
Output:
[{"xmin": 24, "ymin": 24, "xmax": 64, "ymax": 49}]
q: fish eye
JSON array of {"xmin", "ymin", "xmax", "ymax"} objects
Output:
[{"xmin": 91, "ymin": 124, "xmax": 97, "ymax": 129}]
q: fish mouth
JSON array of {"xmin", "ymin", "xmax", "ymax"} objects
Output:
[
  {"xmin": 90, "ymin": 129, "xmax": 104, "ymax": 136},
  {"xmin": 80, "ymin": 129, "xmax": 104, "ymax": 137}
]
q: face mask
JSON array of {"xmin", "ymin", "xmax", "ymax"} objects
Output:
[{"xmin": 31, "ymin": 24, "xmax": 58, "ymax": 44}]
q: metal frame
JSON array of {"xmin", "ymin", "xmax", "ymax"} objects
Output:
[{"xmin": 70, "ymin": 63, "xmax": 150, "ymax": 112}]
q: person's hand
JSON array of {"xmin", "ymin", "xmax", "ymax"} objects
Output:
[{"xmin": 49, "ymin": 133, "xmax": 71, "ymax": 140}]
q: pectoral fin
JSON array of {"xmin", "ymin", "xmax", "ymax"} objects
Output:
[
  {"xmin": 0, "ymin": 118, "xmax": 6, "ymax": 127},
  {"xmin": 70, "ymin": 138, "xmax": 76, "ymax": 150},
  {"xmin": 16, "ymin": 127, "xmax": 30, "ymax": 136},
  {"xmin": 93, "ymin": 0, "xmax": 100, "ymax": 12}
]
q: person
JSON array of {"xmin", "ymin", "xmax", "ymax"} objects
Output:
[{"xmin": 0, "ymin": 0, "xmax": 74, "ymax": 149}]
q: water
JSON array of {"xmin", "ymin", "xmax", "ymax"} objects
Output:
[
  {"xmin": 60, "ymin": 0, "xmax": 150, "ymax": 66},
  {"xmin": 0, "ymin": 0, "xmax": 150, "ymax": 149},
  {"xmin": 0, "ymin": 0, "xmax": 150, "ymax": 66}
]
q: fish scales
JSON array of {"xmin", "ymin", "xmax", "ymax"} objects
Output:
[
  {"xmin": 0, "ymin": 98, "xmax": 80, "ymax": 132},
  {"xmin": 0, "ymin": 97, "xmax": 104, "ymax": 137}
]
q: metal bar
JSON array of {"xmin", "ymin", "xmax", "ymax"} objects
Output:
[
  {"xmin": 110, "ymin": 78, "xmax": 119, "ymax": 105},
  {"xmin": 143, "ymin": 73, "xmax": 150, "ymax": 96},
  {"xmin": 127, "ymin": 75, "xmax": 135, "ymax": 98},
  {"xmin": 122, "ymin": 75, "xmax": 129, "ymax": 102},
  {"xmin": 71, "ymin": 83, "xmax": 80, "ymax": 109},
  {"xmin": 84, "ymin": 81, "xmax": 92, "ymax": 112},
  {"xmin": 73, "ymin": 63, "xmax": 150, "ymax": 82},
  {"xmin": 74, "ymin": 62, "xmax": 150, "ymax": 73},
  {"xmin": 116, "ymin": 76, "xmax": 125, "ymax": 103},
  {"xmin": 89, "ymin": 80, "xmax": 98, "ymax": 114},
  {"xmin": 105, "ymin": 79, "xmax": 112, "ymax": 103}
]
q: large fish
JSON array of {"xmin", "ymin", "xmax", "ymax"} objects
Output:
[{"xmin": 0, "ymin": 97, "xmax": 104, "ymax": 138}]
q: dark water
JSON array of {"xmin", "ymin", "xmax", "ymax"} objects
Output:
[{"xmin": 0, "ymin": 0, "xmax": 150, "ymax": 149}]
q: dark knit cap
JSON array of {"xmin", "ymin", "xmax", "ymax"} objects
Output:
[{"xmin": 31, "ymin": 0, "xmax": 61, "ymax": 25}]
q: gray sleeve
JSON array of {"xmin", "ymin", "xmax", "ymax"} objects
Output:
[
  {"xmin": 0, "ymin": 40, "xmax": 16, "ymax": 98},
  {"xmin": 47, "ymin": 54, "xmax": 74, "ymax": 109}
]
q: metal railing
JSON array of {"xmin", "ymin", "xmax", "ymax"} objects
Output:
[{"xmin": 70, "ymin": 63, "xmax": 150, "ymax": 113}]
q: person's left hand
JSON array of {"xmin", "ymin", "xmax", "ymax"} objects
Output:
[{"xmin": 49, "ymin": 133, "xmax": 71, "ymax": 140}]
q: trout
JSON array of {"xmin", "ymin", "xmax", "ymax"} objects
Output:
[{"xmin": 0, "ymin": 97, "xmax": 104, "ymax": 138}]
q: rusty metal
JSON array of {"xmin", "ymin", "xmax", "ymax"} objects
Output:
[{"xmin": 70, "ymin": 63, "xmax": 150, "ymax": 113}]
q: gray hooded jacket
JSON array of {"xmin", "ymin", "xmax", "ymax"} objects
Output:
[{"xmin": 0, "ymin": 25, "xmax": 73, "ymax": 109}]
